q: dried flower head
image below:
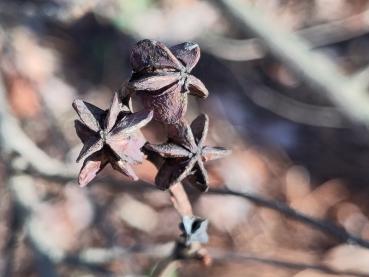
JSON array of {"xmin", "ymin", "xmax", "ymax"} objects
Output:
[
  {"xmin": 73, "ymin": 92, "xmax": 153, "ymax": 186},
  {"xmin": 146, "ymin": 114, "xmax": 230, "ymax": 191},
  {"xmin": 128, "ymin": 39, "xmax": 208, "ymax": 124},
  {"xmin": 180, "ymin": 216, "xmax": 209, "ymax": 245}
]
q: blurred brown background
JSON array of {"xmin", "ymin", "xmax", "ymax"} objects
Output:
[{"xmin": 2, "ymin": 0, "xmax": 369, "ymax": 276}]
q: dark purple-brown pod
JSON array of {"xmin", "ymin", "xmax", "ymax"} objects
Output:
[
  {"xmin": 190, "ymin": 113, "xmax": 208, "ymax": 145},
  {"xmin": 74, "ymin": 120, "xmax": 96, "ymax": 144},
  {"xmin": 106, "ymin": 110, "xmax": 152, "ymax": 164},
  {"xmin": 112, "ymin": 109, "xmax": 154, "ymax": 134},
  {"xmin": 76, "ymin": 135, "xmax": 104, "ymax": 163},
  {"xmin": 186, "ymin": 161, "xmax": 208, "ymax": 193},
  {"xmin": 145, "ymin": 114, "xmax": 231, "ymax": 191},
  {"xmin": 155, "ymin": 158, "xmax": 197, "ymax": 190},
  {"xmin": 128, "ymin": 73, "xmax": 180, "ymax": 92},
  {"xmin": 130, "ymin": 39, "xmax": 182, "ymax": 73},
  {"xmin": 73, "ymin": 92, "xmax": 153, "ymax": 186},
  {"xmin": 167, "ymin": 119, "xmax": 197, "ymax": 152},
  {"xmin": 202, "ymin": 146, "xmax": 230, "ymax": 162},
  {"xmin": 110, "ymin": 158, "xmax": 139, "ymax": 181},
  {"xmin": 74, "ymin": 120, "xmax": 102, "ymax": 163},
  {"xmin": 186, "ymin": 75, "xmax": 208, "ymax": 98},
  {"xmin": 170, "ymin": 42, "xmax": 200, "ymax": 72},
  {"xmin": 104, "ymin": 92, "xmax": 121, "ymax": 132},
  {"xmin": 140, "ymin": 82, "xmax": 187, "ymax": 124},
  {"xmin": 72, "ymin": 100, "xmax": 105, "ymax": 132},
  {"xmin": 79, "ymin": 150, "xmax": 108, "ymax": 187},
  {"xmin": 145, "ymin": 143, "xmax": 190, "ymax": 158},
  {"xmin": 128, "ymin": 39, "xmax": 209, "ymax": 125}
]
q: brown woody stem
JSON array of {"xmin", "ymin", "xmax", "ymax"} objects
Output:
[
  {"xmin": 168, "ymin": 183, "xmax": 193, "ymax": 217},
  {"xmin": 139, "ymin": 159, "xmax": 194, "ymax": 218}
]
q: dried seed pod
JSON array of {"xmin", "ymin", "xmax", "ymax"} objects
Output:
[
  {"xmin": 73, "ymin": 92, "xmax": 153, "ymax": 187},
  {"xmin": 128, "ymin": 39, "xmax": 208, "ymax": 124},
  {"xmin": 145, "ymin": 114, "xmax": 230, "ymax": 191},
  {"xmin": 180, "ymin": 216, "xmax": 209, "ymax": 245}
]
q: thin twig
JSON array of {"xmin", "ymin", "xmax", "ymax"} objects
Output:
[{"xmin": 208, "ymin": 188, "xmax": 369, "ymax": 249}]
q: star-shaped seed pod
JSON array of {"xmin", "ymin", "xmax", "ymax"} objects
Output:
[
  {"xmin": 145, "ymin": 114, "xmax": 230, "ymax": 191},
  {"xmin": 73, "ymin": 92, "xmax": 153, "ymax": 187},
  {"xmin": 179, "ymin": 216, "xmax": 209, "ymax": 246},
  {"xmin": 128, "ymin": 39, "xmax": 209, "ymax": 124}
]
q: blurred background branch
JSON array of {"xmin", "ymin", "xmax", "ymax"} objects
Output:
[
  {"xmin": 8, "ymin": 174, "xmax": 369, "ymax": 277},
  {"xmin": 0, "ymin": 73, "xmax": 76, "ymax": 181},
  {"xmin": 209, "ymin": 188, "xmax": 369, "ymax": 249},
  {"xmin": 201, "ymin": 6, "xmax": 369, "ymax": 61},
  {"xmin": 211, "ymin": 0, "xmax": 369, "ymax": 125}
]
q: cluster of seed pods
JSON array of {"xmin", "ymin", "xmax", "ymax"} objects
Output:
[
  {"xmin": 73, "ymin": 39, "xmax": 230, "ymax": 246},
  {"xmin": 74, "ymin": 39, "xmax": 230, "ymax": 190}
]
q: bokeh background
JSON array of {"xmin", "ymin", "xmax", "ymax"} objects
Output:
[{"xmin": 3, "ymin": 0, "xmax": 369, "ymax": 276}]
